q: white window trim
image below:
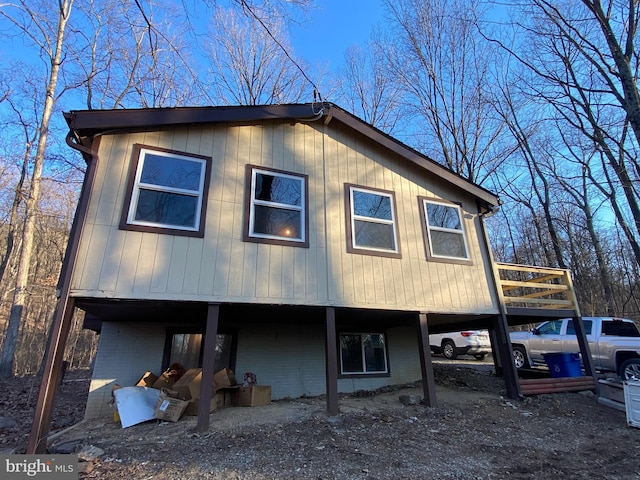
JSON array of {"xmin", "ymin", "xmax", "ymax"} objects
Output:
[
  {"xmin": 349, "ymin": 186, "xmax": 399, "ymax": 254},
  {"xmin": 339, "ymin": 332, "xmax": 388, "ymax": 375},
  {"xmin": 127, "ymin": 147, "xmax": 207, "ymax": 232},
  {"xmin": 248, "ymin": 167, "xmax": 306, "ymax": 243},
  {"xmin": 422, "ymin": 199, "xmax": 470, "ymax": 261}
]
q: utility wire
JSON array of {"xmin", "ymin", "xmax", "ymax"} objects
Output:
[{"xmin": 237, "ymin": 0, "xmax": 324, "ymax": 104}]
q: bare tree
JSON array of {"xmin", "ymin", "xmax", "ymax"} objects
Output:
[
  {"xmin": 380, "ymin": 0, "xmax": 507, "ymax": 184},
  {"xmin": 204, "ymin": 6, "xmax": 313, "ymax": 105},
  {"xmin": 0, "ymin": 0, "xmax": 74, "ymax": 378},
  {"xmin": 338, "ymin": 38, "xmax": 406, "ymax": 135},
  {"xmin": 492, "ymin": 0, "xmax": 640, "ymax": 267}
]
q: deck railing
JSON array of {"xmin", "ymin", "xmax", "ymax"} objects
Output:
[{"xmin": 495, "ymin": 263, "xmax": 580, "ymax": 313}]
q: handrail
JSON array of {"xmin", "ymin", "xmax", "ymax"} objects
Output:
[{"xmin": 495, "ymin": 262, "xmax": 580, "ymax": 314}]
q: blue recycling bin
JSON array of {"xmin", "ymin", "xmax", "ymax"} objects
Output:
[{"xmin": 543, "ymin": 352, "xmax": 582, "ymax": 378}]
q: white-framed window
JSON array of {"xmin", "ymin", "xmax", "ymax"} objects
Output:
[
  {"xmin": 421, "ymin": 198, "xmax": 470, "ymax": 261},
  {"xmin": 123, "ymin": 145, "xmax": 209, "ymax": 235},
  {"xmin": 244, "ymin": 165, "xmax": 308, "ymax": 246},
  {"xmin": 340, "ymin": 333, "xmax": 388, "ymax": 375},
  {"xmin": 346, "ymin": 184, "xmax": 400, "ymax": 257}
]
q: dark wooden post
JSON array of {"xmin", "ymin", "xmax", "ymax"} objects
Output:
[
  {"xmin": 325, "ymin": 307, "xmax": 339, "ymax": 416},
  {"xmin": 27, "ymin": 138, "xmax": 101, "ymax": 453},
  {"xmin": 417, "ymin": 312, "xmax": 437, "ymax": 407},
  {"xmin": 196, "ymin": 303, "xmax": 220, "ymax": 432},
  {"xmin": 570, "ymin": 317, "xmax": 596, "ymax": 378},
  {"xmin": 492, "ymin": 314, "xmax": 521, "ymax": 399},
  {"xmin": 27, "ymin": 298, "xmax": 76, "ymax": 453}
]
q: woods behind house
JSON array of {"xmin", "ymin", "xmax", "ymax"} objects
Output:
[{"xmin": 0, "ymin": 0, "xmax": 639, "ymax": 375}]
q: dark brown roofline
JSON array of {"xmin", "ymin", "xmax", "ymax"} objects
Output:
[{"xmin": 64, "ymin": 102, "xmax": 500, "ymax": 208}]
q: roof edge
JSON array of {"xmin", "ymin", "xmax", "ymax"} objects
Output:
[{"xmin": 64, "ymin": 103, "xmax": 499, "ymax": 207}]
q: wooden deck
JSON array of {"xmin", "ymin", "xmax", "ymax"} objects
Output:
[{"xmin": 495, "ymin": 263, "xmax": 580, "ymax": 316}]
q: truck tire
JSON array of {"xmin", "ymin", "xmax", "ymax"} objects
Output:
[
  {"xmin": 512, "ymin": 346, "xmax": 530, "ymax": 369},
  {"xmin": 442, "ymin": 340, "xmax": 457, "ymax": 360},
  {"xmin": 619, "ymin": 358, "xmax": 640, "ymax": 380}
]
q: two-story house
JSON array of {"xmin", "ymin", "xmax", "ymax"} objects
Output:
[{"xmin": 28, "ymin": 103, "xmax": 591, "ymax": 453}]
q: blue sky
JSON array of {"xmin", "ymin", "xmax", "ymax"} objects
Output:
[{"xmin": 288, "ymin": 0, "xmax": 386, "ymax": 71}]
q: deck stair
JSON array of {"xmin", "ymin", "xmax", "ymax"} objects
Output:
[{"xmin": 519, "ymin": 376, "xmax": 597, "ymax": 395}]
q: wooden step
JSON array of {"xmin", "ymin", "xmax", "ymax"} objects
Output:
[{"xmin": 519, "ymin": 376, "xmax": 596, "ymax": 395}]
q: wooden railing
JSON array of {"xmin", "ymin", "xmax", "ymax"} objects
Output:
[{"xmin": 495, "ymin": 263, "xmax": 580, "ymax": 313}]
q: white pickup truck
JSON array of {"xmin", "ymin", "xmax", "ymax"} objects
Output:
[{"xmin": 509, "ymin": 317, "xmax": 640, "ymax": 380}]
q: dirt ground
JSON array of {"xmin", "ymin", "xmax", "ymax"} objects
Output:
[{"xmin": 2, "ymin": 359, "xmax": 640, "ymax": 479}]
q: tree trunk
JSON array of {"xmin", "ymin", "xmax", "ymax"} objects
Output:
[{"xmin": 0, "ymin": 0, "xmax": 73, "ymax": 378}]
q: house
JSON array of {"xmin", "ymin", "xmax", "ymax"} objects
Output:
[{"xmin": 28, "ymin": 103, "xmax": 593, "ymax": 453}]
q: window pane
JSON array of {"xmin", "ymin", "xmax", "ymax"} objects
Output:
[
  {"xmin": 602, "ymin": 321, "xmax": 639, "ymax": 336},
  {"xmin": 141, "ymin": 153, "xmax": 202, "ymax": 191},
  {"xmin": 170, "ymin": 334, "xmax": 202, "ymax": 369},
  {"xmin": 135, "ymin": 189, "xmax": 197, "ymax": 227},
  {"xmin": 364, "ymin": 334, "xmax": 386, "ymax": 372},
  {"xmin": 353, "ymin": 190, "xmax": 392, "ymax": 220},
  {"xmin": 253, "ymin": 205, "xmax": 302, "ymax": 239},
  {"xmin": 430, "ymin": 230, "xmax": 467, "ymax": 258},
  {"xmin": 538, "ymin": 321, "xmax": 562, "ymax": 335},
  {"xmin": 566, "ymin": 320, "xmax": 593, "ymax": 335},
  {"xmin": 341, "ymin": 335, "xmax": 364, "ymax": 373},
  {"xmin": 255, "ymin": 173, "xmax": 302, "ymax": 206},
  {"xmin": 427, "ymin": 203, "xmax": 461, "ymax": 230},
  {"xmin": 354, "ymin": 220, "xmax": 395, "ymax": 249}
]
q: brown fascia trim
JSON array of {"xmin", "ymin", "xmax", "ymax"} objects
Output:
[
  {"xmin": 63, "ymin": 104, "xmax": 325, "ymax": 135},
  {"xmin": 327, "ymin": 107, "xmax": 500, "ymax": 209},
  {"xmin": 63, "ymin": 102, "xmax": 500, "ymax": 208}
]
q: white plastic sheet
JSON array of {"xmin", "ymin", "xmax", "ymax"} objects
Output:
[{"xmin": 113, "ymin": 386, "xmax": 161, "ymax": 428}]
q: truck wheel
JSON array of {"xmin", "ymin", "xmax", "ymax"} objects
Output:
[
  {"xmin": 474, "ymin": 354, "xmax": 486, "ymax": 361},
  {"xmin": 512, "ymin": 346, "xmax": 529, "ymax": 369},
  {"xmin": 619, "ymin": 358, "xmax": 640, "ymax": 380},
  {"xmin": 442, "ymin": 340, "xmax": 457, "ymax": 360}
]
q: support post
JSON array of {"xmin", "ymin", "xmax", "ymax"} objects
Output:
[
  {"xmin": 417, "ymin": 313, "xmax": 437, "ymax": 407},
  {"xmin": 491, "ymin": 314, "xmax": 520, "ymax": 399},
  {"xmin": 571, "ymin": 317, "xmax": 596, "ymax": 379},
  {"xmin": 27, "ymin": 298, "xmax": 76, "ymax": 453},
  {"xmin": 477, "ymin": 210, "xmax": 521, "ymax": 399},
  {"xmin": 196, "ymin": 303, "xmax": 220, "ymax": 432},
  {"xmin": 325, "ymin": 307, "xmax": 339, "ymax": 416},
  {"xmin": 27, "ymin": 137, "xmax": 100, "ymax": 453}
]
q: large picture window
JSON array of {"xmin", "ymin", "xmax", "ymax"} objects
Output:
[
  {"xmin": 345, "ymin": 184, "xmax": 400, "ymax": 258},
  {"xmin": 121, "ymin": 144, "xmax": 210, "ymax": 236},
  {"xmin": 420, "ymin": 197, "xmax": 470, "ymax": 262},
  {"xmin": 340, "ymin": 333, "xmax": 388, "ymax": 375},
  {"xmin": 244, "ymin": 165, "xmax": 308, "ymax": 247}
]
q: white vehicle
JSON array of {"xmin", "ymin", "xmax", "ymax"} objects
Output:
[{"xmin": 429, "ymin": 330, "xmax": 491, "ymax": 360}]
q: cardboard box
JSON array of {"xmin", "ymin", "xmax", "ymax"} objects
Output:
[
  {"xmin": 183, "ymin": 396, "xmax": 218, "ymax": 416},
  {"xmin": 172, "ymin": 368, "xmax": 204, "ymax": 400},
  {"xmin": 213, "ymin": 368, "xmax": 237, "ymax": 387},
  {"xmin": 235, "ymin": 386, "xmax": 271, "ymax": 407},
  {"xmin": 135, "ymin": 371, "xmax": 158, "ymax": 388},
  {"xmin": 217, "ymin": 387, "xmax": 240, "ymax": 407},
  {"xmin": 152, "ymin": 363, "xmax": 186, "ymax": 390},
  {"xmin": 154, "ymin": 389, "xmax": 189, "ymax": 422}
]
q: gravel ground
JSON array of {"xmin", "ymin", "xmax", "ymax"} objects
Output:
[{"xmin": 2, "ymin": 360, "xmax": 640, "ymax": 479}]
